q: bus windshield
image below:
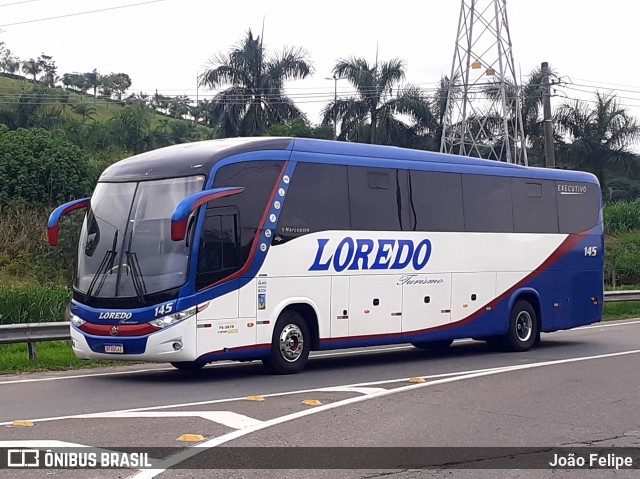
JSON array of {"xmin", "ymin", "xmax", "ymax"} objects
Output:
[{"xmin": 76, "ymin": 176, "xmax": 204, "ymax": 299}]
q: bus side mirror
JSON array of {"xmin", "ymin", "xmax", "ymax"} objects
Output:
[
  {"xmin": 48, "ymin": 197, "xmax": 91, "ymax": 246},
  {"xmin": 170, "ymin": 187, "xmax": 244, "ymax": 241}
]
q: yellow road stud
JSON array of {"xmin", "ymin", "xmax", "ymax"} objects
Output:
[
  {"xmin": 246, "ymin": 395, "xmax": 265, "ymax": 401},
  {"xmin": 408, "ymin": 377, "xmax": 426, "ymax": 383},
  {"xmin": 11, "ymin": 420, "xmax": 34, "ymax": 427},
  {"xmin": 301, "ymin": 399, "xmax": 322, "ymax": 406},
  {"xmin": 178, "ymin": 434, "xmax": 204, "ymax": 442}
]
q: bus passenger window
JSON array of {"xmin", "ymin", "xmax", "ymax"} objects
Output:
[{"xmin": 276, "ymin": 163, "xmax": 350, "ymax": 242}]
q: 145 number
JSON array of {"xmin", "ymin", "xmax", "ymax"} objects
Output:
[{"xmin": 584, "ymin": 246, "xmax": 598, "ymax": 257}]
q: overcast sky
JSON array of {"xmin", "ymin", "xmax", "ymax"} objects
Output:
[{"xmin": 1, "ymin": 0, "xmax": 640, "ymax": 125}]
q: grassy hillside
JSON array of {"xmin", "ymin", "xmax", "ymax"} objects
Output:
[{"xmin": 0, "ymin": 73, "xmax": 212, "ymax": 131}]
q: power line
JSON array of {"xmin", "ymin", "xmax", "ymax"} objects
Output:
[
  {"xmin": 0, "ymin": 0, "xmax": 42, "ymax": 8},
  {"xmin": 0, "ymin": 0, "xmax": 166, "ymax": 28}
]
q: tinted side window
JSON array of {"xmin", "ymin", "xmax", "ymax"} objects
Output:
[
  {"xmin": 512, "ymin": 178, "xmax": 559, "ymax": 233},
  {"xmin": 196, "ymin": 207, "xmax": 240, "ymax": 289},
  {"xmin": 275, "ymin": 163, "xmax": 350, "ymax": 243},
  {"xmin": 409, "ymin": 170, "xmax": 464, "ymax": 231},
  {"xmin": 462, "ymin": 174, "xmax": 514, "ymax": 232},
  {"xmin": 348, "ymin": 166, "xmax": 409, "ymax": 231},
  {"xmin": 211, "ymin": 160, "xmax": 284, "ymax": 270},
  {"xmin": 556, "ymin": 181, "xmax": 601, "ymax": 233}
]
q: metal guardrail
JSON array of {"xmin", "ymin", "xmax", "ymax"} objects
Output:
[
  {"xmin": 1, "ymin": 290, "xmax": 639, "ymax": 360},
  {"xmin": 602, "ymin": 290, "xmax": 640, "ymax": 303},
  {"xmin": 0, "ymin": 322, "xmax": 71, "ymax": 360}
]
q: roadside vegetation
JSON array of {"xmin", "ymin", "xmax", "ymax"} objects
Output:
[{"xmin": 0, "ymin": 341, "xmax": 128, "ymax": 374}]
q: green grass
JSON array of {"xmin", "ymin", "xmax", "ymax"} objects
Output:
[
  {"xmin": 603, "ymin": 302, "xmax": 640, "ymax": 321},
  {"xmin": 0, "ymin": 341, "xmax": 129, "ymax": 374}
]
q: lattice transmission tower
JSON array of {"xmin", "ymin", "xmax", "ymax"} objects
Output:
[{"xmin": 440, "ymin": 0, "xmax": 527, "ymax": 165}]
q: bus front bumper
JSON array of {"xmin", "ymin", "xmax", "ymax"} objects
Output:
[{"xmin": 70, "ymin": 317, "xmax": 197, "ymax": 362}]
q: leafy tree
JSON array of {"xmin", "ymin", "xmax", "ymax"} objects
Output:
[
  {"xmin": 199, "ymin": 29, "xmax": 313, "ymax": 137},
  {"xmin": 84, "ymin": 69, "xmax": 100, "ymax": 97},
  {"xmin": 21, "ymin": 58, "xmax": 42, "ymax": 82},
  {"xmin": 0, "ymin": 42, "xmax": 20, "ymax": 74},
  {"xmin": 0, "ymin": 128, "xmax": 93, "ymax": 206},
  {"xmin": 62, "ymin": 72, "xmax": 90, "ymax": 93},
  {"xmin": 554, "ymin": 92, "xmax": 640, "ymax": 189},
  {"xmin": 266, "ymin": 118, "xmax": 332, "ymax": 139},
  {"xmin": 37, "ymin": 53, "xmax": 57, "ymax": 87},
  {"xmin": 99, "ymin": 72, "xmax": 132, "ymax": 100},
  {"xmin": 321, "ymin": 56, "xmax": 432, "ymax": 146}
]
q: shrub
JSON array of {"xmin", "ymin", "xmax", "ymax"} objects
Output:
[{"xmin": 0, "ymin": 127, "xmax": 94, "ymax": 206}]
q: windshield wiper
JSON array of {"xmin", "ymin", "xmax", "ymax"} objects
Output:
[
  {"xmin": 85, "ymin": 231, "xmax": 118, "ymax": 300},
  {"xmin": 124, "ymin": 230, "xmax": 147, "ymax": 303}
]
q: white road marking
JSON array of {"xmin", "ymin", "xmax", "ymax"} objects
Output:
[
  {"xmin": 0, "ymin": 318, "xmax": 638, "ymax": 386},
  {"xmin": 0, "ymin": 440, "xmax": 90, "ymax": 448},
  {"xmin": 83, "ymin": 411, "xmax": 263, "ymax": 430},
  {"xmin": 130, "ymin": 348, "xmax": 640, "ymax": 478},
  {"xmin": 317, "ymin": 386, "xmax": 387, "ymax": 395}
]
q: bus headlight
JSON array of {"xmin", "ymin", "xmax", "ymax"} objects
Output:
[
  {"xmin": 149, "ymin": 306, "xmax": 197, "ymax": 328},
  {"xmin": 67, "ymin": 310, "xmax": 86, "ymax": 327}
]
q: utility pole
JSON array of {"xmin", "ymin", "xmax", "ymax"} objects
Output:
[
  {"xmin": 325, "ymin": 75, "xmax": 338, "ymax": 140},
  {"xmin": 541, "ymin": 61, "xmax": 556, "ymax": 168}
]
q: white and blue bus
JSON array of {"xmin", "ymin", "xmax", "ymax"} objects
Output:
[{"xmin": 49, "ymin": 137, "xmax": 604, "ymax": 373}]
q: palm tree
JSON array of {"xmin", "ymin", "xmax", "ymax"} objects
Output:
[
  {"xmin": 554, "ymin": 92, "xmax": 640, "ymax": 189},
  {"xmin": 21, "ymin": 58, "xmax": 42, "ymax": 82},
  {"xmin": 321, "ymin": 56, "xmax": 433, "ymax": 146},
  {"xmin": 199, "ymin": 30, "xmax": 313, "ymax": 137},
  {"xmin": 70, "ymin": 102, "xmax": 96, "ymax": 123}
]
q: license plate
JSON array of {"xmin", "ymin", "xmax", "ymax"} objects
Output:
[{"xmin": 104, "ymin": 344, "xmax": 124, "ymax": 353}]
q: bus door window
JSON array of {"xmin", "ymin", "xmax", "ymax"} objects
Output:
[{"xmin": 196, "ymin": 207, "xmax": 240, "ymax": 289}]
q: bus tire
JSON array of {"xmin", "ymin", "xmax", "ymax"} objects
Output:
[
  {"xmin": 503, "ymin": 300, "xmax": 539, "ymax": 352},
  {"xmin": 170, "ymin": 361, "xmax": 205, "ymax": 371},
  {"xmin": 263, "ymin": 310, "xmax": 310, "ymax": 375},
  {"xmin": 412, "ymin": 339, "xmax": 453, "ymax": 350}
]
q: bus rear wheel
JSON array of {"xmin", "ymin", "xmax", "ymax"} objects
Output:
[
  {"xmin": 263, "ymin": 310, "xmax": 310, "ymax": 375},
  {"xmin": 503, "ymin": 300, "xmax": 539, "ymax": 352}
]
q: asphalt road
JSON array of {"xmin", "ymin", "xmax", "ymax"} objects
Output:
[{"xmin": 1, "ymin": 319, "xmax": 640, "ymax": 478}]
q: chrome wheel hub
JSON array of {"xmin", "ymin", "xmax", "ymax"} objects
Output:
[
  {"xmin": 279, "ymin": 324, "xmax": 304, "ymax": 362},
  {"xmin": 515, "ymin": 311, "xmax": 533, "ymax": 342}
]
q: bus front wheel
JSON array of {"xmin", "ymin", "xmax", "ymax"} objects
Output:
[
  {"xmin": 503, "ymin": 300, "xmax": 539, "ymax": 352},
  {"xmin": 263, "ymin": 310, "xmax": 310, "ymax": 374}
]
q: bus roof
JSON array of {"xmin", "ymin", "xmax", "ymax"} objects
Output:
[{"xmin": 99, "ymin": 137, "xmax": 598, "ymax": 185}]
